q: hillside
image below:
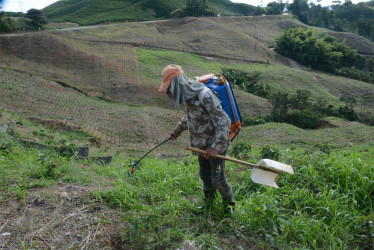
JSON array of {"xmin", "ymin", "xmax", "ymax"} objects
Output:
[
  {"xmin": 1, "ymin": 15, "xmax": 374, "ymax": 155},
  {"xmin": 42, "ymin": 0, "xmax": 255, "ymax": 25}
]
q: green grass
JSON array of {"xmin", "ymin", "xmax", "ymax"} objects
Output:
[
  {"xmin": 42, "ymin": 0, "xmax": 250, "ymax": 25},
  {"xmin": 136, "ymin": 47, "xmax": 223, "ymax": 80},
  {"xmin": 240, "ymin": 121, "xmax": 374, "ymax": 152},
  {"xmin": 2, "ymin": 129, "xmax": 373, "ymax": 249},
  {"xmin": 96, "ymin": 146, "xmax": 374, "ymax": 249}
]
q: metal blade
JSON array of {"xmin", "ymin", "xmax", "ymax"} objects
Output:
[
  {"xmin": 251, "ymin": 168, "xmax": 280, "ymax": 188},
  {"xmin": 256, "ymin": 159, "xmax": 294, "ymax": 175}
]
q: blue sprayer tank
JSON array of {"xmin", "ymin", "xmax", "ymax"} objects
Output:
[
  {"xmin": 204, "ymin": 76, "xmax": 241, "ymax": 125},
  {"xmin": 199, "ymin": 73, "xmax": 242, "ymax": 141}
]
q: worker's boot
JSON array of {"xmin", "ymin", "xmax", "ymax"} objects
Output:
[{"xmin": 197, "ymin": 191, "xmax": 216, "ymax": 210}]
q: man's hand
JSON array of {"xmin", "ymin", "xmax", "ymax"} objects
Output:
[
  {"xmin": 205, "ymin": 147, "xmax": 218, "ymax": 159},
  {"xmin": 172, "ymin": 130, "xmax": 182, "ymax": 140}
]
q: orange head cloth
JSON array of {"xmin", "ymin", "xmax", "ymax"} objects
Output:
[{"xmin": 159, "ymin": 64, "xmax": 184, "ymax": 92}]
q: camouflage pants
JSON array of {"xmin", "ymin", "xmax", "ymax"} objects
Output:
[{"xmin": 198, "ymin": 151, "xmax": 234, "ymax": 203}]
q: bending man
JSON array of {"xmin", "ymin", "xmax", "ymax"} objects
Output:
[{"xmin": 159, "ymin": 64, "xmax": 235, "ymax": 213}]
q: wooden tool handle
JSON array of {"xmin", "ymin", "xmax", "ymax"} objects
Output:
[{"xmin": 187, "ymin": 147, "xmax": 256, "ymax": 168}]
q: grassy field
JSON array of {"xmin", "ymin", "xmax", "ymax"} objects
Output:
[{"xmin": 1, "ymin": 125, "xmax": 373, "ymax": 249}]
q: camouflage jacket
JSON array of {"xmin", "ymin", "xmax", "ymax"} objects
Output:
[{"xmin": 174, "ymin": 89, "xmax": 231, "ymax": 153}]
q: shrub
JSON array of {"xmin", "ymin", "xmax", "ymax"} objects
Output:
[
  {"xmin": 230, "ymin": 141, "xmax": 252, "ymax": 160},
  {"xmin": 259, "ymin": 144, "xmax": 280, "ymax": 160},
  {"xmin": 0, "ymin": 141, "xmax": 14, "ymax": 156},
  {"xmin": 286, "ymin": 110, "xmax": 320, "ymax": 129},
  {"xmin": 223, "ymin": 69, "xmax": 270, "ymax": 98},
  {"xmin": 0, "ymin": 17, "xmax": 22, "ymax": 32},
  {"xmin": 242, "ymin": 116, "xmax": 266, "ymax": 126},
  {"xmin": 314, "ymin": 142, "xmax": 332, "ymax": 154},
  {"xmin": 334, "ymin": 67, "xmax": 374, "ymax": 84},
  {"xmin": 338, "ymin": 105, "xmax": 359, "ymax": 121},
  {"xmin": 275, "ymin": 27, "xmax": 366, "ymax": 74},
  {"xmin": 269, "ymin": 90, "xmax": 322, "ymax": 129}
]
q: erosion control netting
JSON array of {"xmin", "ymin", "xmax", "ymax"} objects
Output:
[{"xmin": 0, "ymin": 29, "xmax": 187, "ymax": 156}]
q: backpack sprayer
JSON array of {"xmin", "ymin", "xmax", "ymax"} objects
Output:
[{"xmin": 129, "ymin": 72, "xmax": 241, "ymax": 174}]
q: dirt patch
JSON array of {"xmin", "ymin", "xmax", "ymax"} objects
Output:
[
  {"xmin": 0, "ymin": 184, "xmax": 127, "ymax": 249},
  {"xmin": 317, "ymin": 119, "xmax": 340, "ymax": 129}
]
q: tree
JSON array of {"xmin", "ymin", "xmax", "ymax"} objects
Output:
[
  {"xmin": 25, "ymin": 9, "xmax": 49, "ymax": 26},
  {"xmin": 275, "ymin": 27, "xmax": 365, "ymax": 72},
  {"xmin": 266, "ymin": 1, "xmax": 285, "ymax": 15},
  {"xmin": 290, "ymin": 89, "xmax": 312, "ymax": 110},
  {"xmin": 288, "ymin": 0, "xmax": 309, "ymax": 22},
  {"xmin": 367, "ymin": 57, "xmax": 374, "ymax": 72},
  {"xmin": 185, "ymin": 0, "xmax": 209, "ymax": 17}
]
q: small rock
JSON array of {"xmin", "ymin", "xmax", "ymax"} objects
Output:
[
  {"xmin": 33, "ymin": 195, "xmax": 44, "ymax": 205},
  {"xmin": 177, "ymin": 240, "xmax": 198, "ymax": 250},
  {"xmin": 76, "ymin": 234, "xmax": 83, "ymax": 241},
  {"xmin": 61, "ymin": 192, "xmax": 70, "ymax": 199},
  {"xmin": 66, "ymin": 186, "xmax": 75, "ymax": 192},
  {"xmin": 1, "ymin": 232, "xmax": 11, "ymax": 237}
]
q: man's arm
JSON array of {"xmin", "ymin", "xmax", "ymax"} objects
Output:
[{"xmin": 172, "ymin": 115, "xmax": 187, "ymax": 140}]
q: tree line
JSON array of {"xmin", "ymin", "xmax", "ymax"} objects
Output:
[
  {"xmin": 0, "ymin": 9, "xmax": 48, "ymax": 32},
  {"xmin": 275, "ymin": 27, "xmax": 374, "ymax": 83},
  {"xmin": 288, "ymin": 0, "xmax": 374, "ymax": 41},
  {"xmin": 182, "ymin": 1, "xmax": 374, "ymax": 43}
]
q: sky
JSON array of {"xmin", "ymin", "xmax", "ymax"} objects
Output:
[{"xmin": 0, "ymin": 0, "xmax": 371, "ymax": 13}]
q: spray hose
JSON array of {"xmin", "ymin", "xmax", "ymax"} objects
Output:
[{"xmin": 129, "ymin": 135, "xmax": 173, "ymax": 173}]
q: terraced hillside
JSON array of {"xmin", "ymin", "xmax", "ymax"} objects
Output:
[{"xmin": 1, "ymin": 15, "xmax": 374, "ymax": 155}]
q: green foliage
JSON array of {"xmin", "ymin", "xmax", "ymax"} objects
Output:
[
  {"xmin": 0, "ymin": 141, "xmax": 14, "ymax": 156},
  {"xmin": 288, "ymin": 0, "xmax": 310, "ymax": 23},
  {"xmin": 275, "ymin": 27, "xmax": 366, "ymax": 74},
  {"xmin": 286, "ymin": 109, "xmax": 320, "ymax": 129},
  {"xmin": 230, "ymin": 141, "xmax": 252, "ymax": 160},
  {"xmin": 313, "ymin": 142, "xmax": 332, "ymax": 154},
  {"xmin": 367, "ymin": 57, "xmax": 374, "ymax": 72},
  {"xmin": 269, "ymin": 89, "xmax": 321, "ymax": 129},
  {"xmin": 268, "ymin": 88, "xmax": 362, "ymax": 128},
  {"xmin": 1, "ymin": 129, "xmax": 374, "ymax": 248},
  {"xmin": 242, "ymin": 116, "xmax": 266, "ymax": 126},
  {"xmin": 42, "ymin": 0, "xmax": 256, "ymax": 25},
  {"xmin": 56, "ymin": 143, "xmax": 79, "ymax": 158},
  {"xmin": 266, "ymin": 1, "xmax": 285, "ymax": 15},
  {"xmin": 184, "ymin": 0, "xmax": 213, "ymax": 17},
  {"xmin": 289, "ymin": 0, "xmax": 374, "ymax": 41},
  {"xmin": 37, "ymin": 153, "xmax": 59, "ymax": 179},
  {"xmin": 335, "ymin": 67, "xmax": 374, "ymax": 84},
  {"xmin": 0, "ymin": 17, "xmax": 23, "ymax": 32},
  {"xmin": 259, "ymin": 144, "xmax": 280, "ymax": 160},
  {"xmin": 222, "ymin": 69, "xmax": 270, "ymax": 98},
  {"xmin": 338, "ymin": 93, "xmax": 359, "ymax": 121},
  {"xmin": 25, "ymin": 9, "xmax": 49, "ymax": 26}
]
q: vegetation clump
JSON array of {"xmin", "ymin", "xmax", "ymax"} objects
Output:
[
  {"xmin": 223, "ymin": 69, "xmax": 270, "ymax": 98},
  {"xmin": 275, "ymin": 27, "xmax": 366, "ymax": 73},
  {"xmin": 288, "ymin": 0, "xmax": 374, "ymax": 41},
  {"xmin": 267, "ymin": 89, "xmax": 364, "ymax": 129},
  {"xmin": 0, "ymin": 9, "xmax": 48, "ymax": 32}
]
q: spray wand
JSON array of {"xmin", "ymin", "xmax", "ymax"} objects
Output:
[{"xmin": 129, "ymin": 135, "xmax": 173, "ymax": 173}]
